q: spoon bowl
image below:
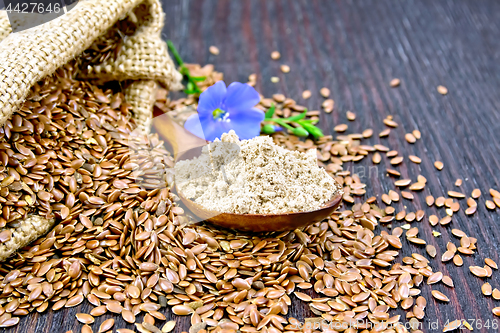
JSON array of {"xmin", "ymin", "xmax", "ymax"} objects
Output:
[
  {"xmin": 153, "ymin": 110, "xmax": 343, "ymax": 232},
  {"xmin": 177, "ymin": 189, "xmax": 342, "ymax": 232}
]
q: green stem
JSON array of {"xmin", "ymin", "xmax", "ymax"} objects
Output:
[
  {"xmin": 167, "ymin": 40, "xmax": 204, "ymax": 95},
  {"xmin": 269, "ymin": 118, "xmax": 295, "ymax": 131},
  {"xmin": 167, "ymin": 40, "xmax": 184, "ymax": 66}
]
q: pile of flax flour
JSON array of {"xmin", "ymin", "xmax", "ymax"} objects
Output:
[{"xmin": 175, "ymin": 130, "xmax": 341, "ymax": 214}]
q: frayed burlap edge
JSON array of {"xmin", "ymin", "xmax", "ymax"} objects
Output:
[
  {"xmin": 0, "ymin": 216, "xmax": 56, "ymax": 261},
  {"xmin": 125, "ymin": 80, "xmax": 159, "ymax": 133}
]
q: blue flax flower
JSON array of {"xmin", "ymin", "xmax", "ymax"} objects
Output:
[{"xmin": 184, "ymin": 81, "xmax": 265, "ymax": 141}]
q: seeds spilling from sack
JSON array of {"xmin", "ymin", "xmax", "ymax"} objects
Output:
[
  {"xmin": 0, "ymin": 60, "xmax": 499, "ymax": 333},
  {"xmin": 0, "ymin": 64, "xmax": 170, "ymax": 229}
]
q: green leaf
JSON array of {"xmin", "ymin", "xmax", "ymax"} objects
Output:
[
  {"xmin": 301, "ymin": 122, "xmax": 324, "ymax": 139},
  {"xmin": 265, "ymin": 104, "xmax": 276, "ymax": 118},
  {"xmin": 292, "ymin": 126, "xmax": 309, "ymax": 137},
  {"xmin": 261, "ymin": 124, "xmax": 276, "ymax": 134},
  {"xmin": 190, "ymin": 76, "xmax": 207, "ymax": 82},
  {"xmin": 297, "ymin": 119, "xmax": 319, "ymax": 124},
  {"xmin": 286, "ymin": 109, "xmax": 307, "ymax": 122},
  {"xmin": 270, "ymin": 118, "xmax": 294, "ymax": 131}
]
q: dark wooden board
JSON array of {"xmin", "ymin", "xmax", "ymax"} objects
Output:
[{"xmin": 7, "ymin": 0, "xmax": 500, "ymax": 332}]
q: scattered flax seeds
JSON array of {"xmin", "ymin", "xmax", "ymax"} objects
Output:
[
  {"xmin": 175, "ymin": 131, "xmax": 340, "ymax": 214},
  {"xmin": 1, "ymin": 48, "xmax": 499, "ymax": 333},
  {"xmin": 280, "ymin": 64, "xmax": 290, "ymax": 73}
]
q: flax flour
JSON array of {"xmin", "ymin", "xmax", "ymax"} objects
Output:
[{"xmin": 174, "ymin": 131, "xmax": 341, "ymax": 214}]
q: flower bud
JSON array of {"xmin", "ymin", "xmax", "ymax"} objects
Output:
[
  {"xmin": 261, "ymin": 124, "xmax": 276, "ymax": 134},
  {"xmin": 292, "ymin": 127, "xmax": 309, "ymax": 137}
]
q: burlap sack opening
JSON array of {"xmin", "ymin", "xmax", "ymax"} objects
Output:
[{"xmin": 0, "ymin": 0, "xmax": 182, "ymax": 261}]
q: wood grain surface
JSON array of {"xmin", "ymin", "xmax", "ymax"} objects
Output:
[{"xmin": 7, "ymin": 0, "xmax": 500, "ymax": 332}]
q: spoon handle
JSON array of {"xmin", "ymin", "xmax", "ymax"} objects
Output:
[{"xmin": 152, "ymin": 108, "xmax": 208, "ymax": 161}]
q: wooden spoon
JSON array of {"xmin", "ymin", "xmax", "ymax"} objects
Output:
[{"xmin": 152, "ymin": 111, "xmax": 342, "ymax": 232}]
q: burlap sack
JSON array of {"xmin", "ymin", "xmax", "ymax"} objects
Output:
[{"xmin": 0, "ymin": 0, "xmax": 182, "ymax": 261}]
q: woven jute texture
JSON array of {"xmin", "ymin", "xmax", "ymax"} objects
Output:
[{"xmin": 0, "ymin": 0, "xmax": 182, "ymax": 261}]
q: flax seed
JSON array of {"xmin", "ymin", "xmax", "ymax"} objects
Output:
[
  {"xmin": 162, "ymin": 321, "xmax": 176, "ymax": 333},
  {"xmin": 271, "ymin": 51, "xmax": 281, "ymax": 60},
  {"xmin": 280, "ymin": 64, "xmax": 290, "ymax": 73},
  {"xmin": 379, "ymin": 128, "xmax": 391, "ymax": 137},
  {"xmin": 122, "ymin": 309, "xmax": 135, "ymax": 323},
  {"xmin": 431, "ymin": 290, "xmax": 449, "ymax": 302},
  {"xmin": 442, "ymin": 251, "xmax": 454, "ymax": 262},
  {"xmin": 482, "ymin": 283, "xmax": 492, "ymax": 296},
  {"xmin": 383, "ymin": 118, "xmax": 398, "ymax": 127},
  {"xmin": 390, "ymin": 78, "xmax": 400, "ymax": 87},
  {"xmin": 90, "ymin": 306, "xmax": 107, "ymax": 317},
  {"xmin": 99, "ymin": 318, "xmax": 114, "ymax": 332},
  {"xmin": 76, "ymin": 313, "xmax": 94, "ymax": 325},
  {"xmin": 440, "ymin": 216, "xmax": 452, "ymax": 225},
  {"xmin": 409, "ymin": 155, "xmax": 421, "ymax": 164},
  {"xmin": 434, "ymin": 161, "xmax": 444, "ymax": 170},
  {"xmin": 209, "ymin": 46, "xmax": 219, "ymax": 55},
  {"xmin": 426, "ymin": 245, "xmax": 437, "ymax": 258},
  {"xmin": 471, "ymin": 188, "xmax": 481, "ymax": 198},
  {"xmin": 485, "ymin": 258, "xmax": 498, "ymax": 269},
  {"xmin": 316, "ymin": 87, "xmax": 330, "ymax": 98},
  {"xmin": 402, "ymin": 191, "xmax": 414, "ymax": 200},
  {"xmin": 142, "ymin": 322, "xmax": 162, "ymax": 333},
  {"xmin": 172, "ymin": 305, "xmax": 194, "ymax": 315},
  {"xmin": 346, "ymin": 110, "xmax": 355, "ymax": 120},
  {"xmin": 448, "ymin": 191, "xmax": 465, "ymax": 199},
  {"xmin": 334, "ymin": 124, "xmax": 348, "ymax": 132},
  {"xmin": 427, "ymin": 272, "xmax": 443, "ymax": 285},
  {"xmin": 362, "ymin": 128, "xmax": 373, "ymax": 138},
  {"xmin": 443, "ymin": 320, "xmax": 461, "ymax": 332},
  {"xmin": 469, "ymin": 266, "xmax": 488, "ymax": 277},
  {"xmin": 486, "ymin": 200, "xmax": 496, "ymax": 209},
  {"xmin": 390, "ymin": 156, "xmax": 404, "ymax": 165},
  {"xmin": 437, "ymin": 85, "xmax": 448, "ymax": 95},
  {"xmin": 405, "ymin": 133, "xmax": 416, "ymax": 143},
  {"xmin": 442, "ymin": 276, "xmax": 454, "ymax": 288}
]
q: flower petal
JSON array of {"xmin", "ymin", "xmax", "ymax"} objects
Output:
[
  {"xmin": 183, "ymin": 113, "xmax": 207, "ymax": 140},
  {"xmin": 203, "ymin": 121, "xmax": 232, "ymax": 142},
  {"xmin": 184, "ymin": 113, "xmax": 232, "ymax": 142},
  {"xmin": 229, "ymin": 107, "xmax": 265, "ymax": 124},
  {"xmin": 224, "ymin": 82, "xmax": 260, "ymax": 112},
  {"xmin": 197, "ymin": 81, "xmax": 227, "ymax": 115},
  {"xmin": 228, "ymin": 108, "xmax": 265, "ymax": 140}
]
